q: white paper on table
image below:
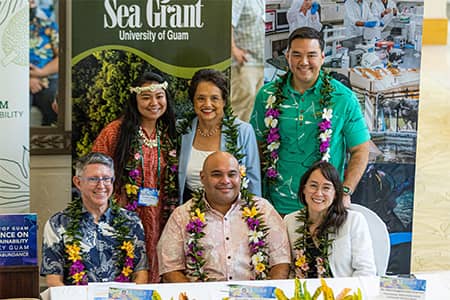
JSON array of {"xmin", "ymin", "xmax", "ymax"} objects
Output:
[
  {"xmin": 87, "ymin": 282, "xmax": 136, "ymax": 300},
  {"xmin": 40, "ymin": 288, "xmax": 50, "ymax": 300},
  {"xmin": 50, "ymin": 285, "xmax": 88, "ymax": 300}
]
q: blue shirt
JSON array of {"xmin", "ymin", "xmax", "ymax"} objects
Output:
[
  {"xmin": 41, "ymin": 203, "xmax": 148, "ymax": 284},
  {"xmin": 30, "ymin": 16, "xmax": 58, "ymax": 68}
]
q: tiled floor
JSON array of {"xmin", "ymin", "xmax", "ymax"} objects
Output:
[{"xmin": 411, "ymin": 24, "xmax": 450, "ymax": 271}]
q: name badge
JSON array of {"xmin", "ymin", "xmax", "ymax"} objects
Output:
[{"xmin": 137, "ymin": 187, "xmax": 159, "ymax": 206}]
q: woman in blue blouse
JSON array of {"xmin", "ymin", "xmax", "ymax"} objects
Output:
[{"xmin": 178, "ymin": 69, "xmax": 261, "ymax": 202}]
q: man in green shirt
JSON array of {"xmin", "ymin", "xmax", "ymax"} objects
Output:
[{"xmin": 250, "ymin": 27, "xmax": 370, "ymax": 215}]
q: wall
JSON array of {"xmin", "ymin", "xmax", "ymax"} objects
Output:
[
  {"xmin": 423, "ymin": 0, "xmax": 448, "ymax": 44},
  {"xmin": 30, "ymin": 155, "xmax": 71, "ymax": 287}
]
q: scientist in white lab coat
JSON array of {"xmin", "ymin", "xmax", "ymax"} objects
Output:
[
  {"xmin": 344, "ymin": 0, "xmax": 381, "ymax": 40},
  {"xmin": 371, "ymin": 0, "xmax": 398, "ymax": 29},
  {"xmin": 287, "ymin": 0, "xmax": 322, "ymax": 33}
]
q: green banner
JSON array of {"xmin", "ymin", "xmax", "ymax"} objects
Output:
[{"xmin": 72, "ymin": 0, "xmax": 231, "ymax": 78}]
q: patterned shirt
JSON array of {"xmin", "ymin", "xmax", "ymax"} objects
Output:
[
  {"xmin": 250, "ymin": 72, "xmax": 370, "ymax": 214},
  {"xmin": 30, "ymin": 15, "xmax": 58, "ymax": 68},
  {"xmin": 41, "ymin": 204, "xmax": 148, "ymax": 284},
  {"xmin": 232, "ymin": 0, "xmax": 264, "ymax": 65},
  {"xmin": 157, "ymin": 194, "xmax": 290, "ymax": 281}
]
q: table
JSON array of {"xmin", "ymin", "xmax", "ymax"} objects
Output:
[{"xmin": 42, "ymin": 272, "xmax": 450, "ymax": 300}]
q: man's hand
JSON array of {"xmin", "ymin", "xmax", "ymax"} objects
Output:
[
  {"xmin": 29, "ymin": 64, "xmax": 45, "ymax": 78},
  {"xmin": 232, "ymin": 45, "xmax": 248, "ymax": 65},
  {"xmin": 343, "ymin": 194, "xmax": 351, "ymax": 208},
  {"xmin": 30, "ymin": 77, "xmax": 44, "ymax": 94}
]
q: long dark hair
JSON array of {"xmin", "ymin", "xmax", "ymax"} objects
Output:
[
  {"xmin": 113, "ymin": 72, "xmax": 176, "ymax": 189},
  {"xmin": 298, "ymin": 161, "xmax": 347, "ymax": 235}
]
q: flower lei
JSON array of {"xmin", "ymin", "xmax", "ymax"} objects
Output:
[
  {"xmin": 64, "ymin": 197, "xmax": 134, "ymax": 285},
  {"xmin": 262, "ymin": 70, "xmax": 334, "ymax": 185},
  {"xmin": 185, "ymin": 167, "xmax": 269, "ymax": 281},
  {"xmin": 293, "ymin": 208, "xmax": 334, "ymax": 279},
  {"xmin": 123, "ymin": 122, "xmax": 179, "ymax": 221}
]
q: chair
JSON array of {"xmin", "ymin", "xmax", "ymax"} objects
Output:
[{"xmin": 350, "ymin": 203, "xmax": 390, "ymax": 276}]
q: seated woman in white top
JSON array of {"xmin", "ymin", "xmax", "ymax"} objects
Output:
[
  {"xmin": 287, "ymin": 0, "xmax": 322, "ymax": 34},
  {"xmin": 284, "ymin": 161, "xmax": 376, "ymax": 278},
  {"xmin": 178, "ymin": 69, "xmax": 261, "ymax": 202}
]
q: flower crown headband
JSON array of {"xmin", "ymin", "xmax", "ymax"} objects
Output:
[{"xmin": 129, "ymin": 81, "xmax": 168, "ymax": 94}]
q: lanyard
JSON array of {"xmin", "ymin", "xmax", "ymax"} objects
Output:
[{"xmin": 139, "ymin": 132, "xmax": 161, "ymax": 190}]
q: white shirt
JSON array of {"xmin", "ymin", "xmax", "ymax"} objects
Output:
[
  {"xmin": 185, "ymin": 147, "xmax": 213, "ymax": 190},
  {"xmin": 371, "ymin": 0, "xmax": 397, "ymax": 29},
  {"xmin": 287, "ymin": 0, "xmax": 322, "ymax": 34},
  {"xmin": 284, "ymin": 209, "xmax": 376, "ymax": 277},
  {"xmin": 344, "ymin": 0, "xmax": 380, "ymax": 40}
]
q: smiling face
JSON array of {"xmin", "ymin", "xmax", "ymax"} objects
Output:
[
  {"xmin": 200, "ymin": 152, "xmax": 240, "ymax": 214},
  {"xmin": 303, "ymin": 169, "xmax": 336, "ymax": 218},
  {"xmin": 136, "ymin": 81, "xmax": 167, "ymax": 123},
  {"xmin": 286, "ymin": 38, "xmax": 324, "ymax": 92},
  {"xmin": 302, "ymin": 0, "xmax": 312, "ymax": 10},
  {"xmin": 193, "ymin": 81, "xmax": 225, "ymax": 124},
  {"xmin": 73, "ymin": 163, "xmax": 114, "ymax": 212}
]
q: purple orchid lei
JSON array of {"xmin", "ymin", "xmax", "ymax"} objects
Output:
[
  {"xmin": 123, "ymin": 125, "xmax": 179, "ymax": 217},
  {"xmin": 262, "ymin": 71, "xmax": 334, "ymax": 186},
  {"xmin": 185, "ymin": 169, "xmax": 269, "ymax": 281},
  {"xmin": 65, "ymin": 197, "xmax": 135, "ymax": 284}
]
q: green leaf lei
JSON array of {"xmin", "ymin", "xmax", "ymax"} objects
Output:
[
  {"xmin": 180, "ymin": 106, "xmax": 269, "ymax": 281},
  {"xmin": 293, "ymin": 208, "xmax": 334, "ymax": 278},
  {"xmin": 186, "ymin": 182, "xmax": 270, "ymax": 281},
  {"xmin": 262, "ymin": 70, "xmax": 335, "ymax": 190},
  {"xmin": 177, "ymin": 105, "xmax": 244, "ymax": 164},
  {"xmin": 64, "ymin": 197, "xmax": 134, "ymax": 284},
  {"xmin": 123, "ymin": 122, "xmax": 179, "ymax": 221}
]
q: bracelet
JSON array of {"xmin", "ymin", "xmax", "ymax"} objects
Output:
[{"xmin": 343, "ymin": 186, "xmax": 353, "ymax": 196}]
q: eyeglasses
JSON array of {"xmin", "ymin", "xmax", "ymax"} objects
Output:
[
  {"xmin": 79, "ymin": 176, "xmax": 114, "ymax": 186},
  {"xmin": 305, "ymin": 183, "xmax": 335, "ymax": 195}
]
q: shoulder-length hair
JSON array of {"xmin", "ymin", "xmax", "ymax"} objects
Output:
[
  {"xmin": 298, "ymin": 161, "xmax": 348, "ymax": 235},
  {"xmin": 113, "ymin": 72, "xmax": 176, "ymax": 189}
]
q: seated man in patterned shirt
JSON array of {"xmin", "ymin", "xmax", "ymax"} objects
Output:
[
  {"xmin": 157, "ymin": 151, "xmax": 290, "ymax": 282},
  {"xmin": 41, "ymin": 152, "xmax": 148, "ymax": 286}
]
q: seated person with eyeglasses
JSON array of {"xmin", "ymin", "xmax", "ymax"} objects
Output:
[
  {"xmin": 284, "ymin": 161, "xmax": 376, "ymax": 278},
  {"xmin": 41, "ymin": 152, "xmax": 149, "ymax": 286}
]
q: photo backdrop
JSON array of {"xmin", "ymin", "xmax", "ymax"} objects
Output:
[
  {"xmin": 71, "ymin": 0, "xmax": 232, "ymax": 157},
  {"xmin": 264, "ymin": 0, "xmax": 423, "ymax": 274}
]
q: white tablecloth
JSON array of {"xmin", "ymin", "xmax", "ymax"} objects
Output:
[{"xmin": 42, "ymin": 272, "xmax": 450, "ymax": 300}]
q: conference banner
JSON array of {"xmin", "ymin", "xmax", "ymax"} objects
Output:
[
  {"xmin": 0, "ymin": 0, "xmax": 30, "ymax": 213},
  {"xmin": 72, "ymin": 0, "xmax": 231, "ymax": 156},
  {"xmin": 265, "ymin": 1, "xmax": 423, "ymax": 273}
]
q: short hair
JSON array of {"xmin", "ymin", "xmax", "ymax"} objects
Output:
[
  {"xmin": 287, "ymin": 26, "xmax": 324, "ymax": 52},
  {"xmin": 189, "ymin": 69, "xmax": 229, "ymax": 106},
  {"xmin": 74, "ymin": 152, "xmax": 114, "ymax": 177}
]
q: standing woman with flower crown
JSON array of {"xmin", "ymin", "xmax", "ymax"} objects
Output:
[
  {"xmin": 92, "ymin": 72, "xmax": 179, "ymax": 283},
  {"xmin": 178, "ymin": 69, "xmax": 261, "ymax": 202}
]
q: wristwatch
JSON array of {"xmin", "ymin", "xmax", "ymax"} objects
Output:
[{"xmin": 343, "ymin": 186, "xmax": 353, "ymax": 196}]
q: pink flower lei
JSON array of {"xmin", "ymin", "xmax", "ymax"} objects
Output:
[
  {"xmin": 262, "ymin": 71, "xmax": 335, "ymax": 184},
  {"xmin": 65, "ymin": 197, "xmax": 135, "ymax": 285},
  {"xmin": 293, "ymin": 208, "xmax": 333, "ymax": 279},
  {"xmin": 185, "ymin": 169, "xmax": 269, "ymax": 281}
]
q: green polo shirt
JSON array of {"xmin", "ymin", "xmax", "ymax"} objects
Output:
[{"xmin": 250, "ymin": 71, "xmax": 370, "ymax": 214}]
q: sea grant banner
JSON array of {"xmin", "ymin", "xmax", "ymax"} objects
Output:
[
  {"xmin": 72, "ymin": 0, "xmax": 231, "ymax": 78},
  {"xmin": 0, "ymin": 0, "xmax": 30, "ymax": 213},
  {"xmin": 72, "ymin": 0, "xmax": 231, "ymax": 156}
]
